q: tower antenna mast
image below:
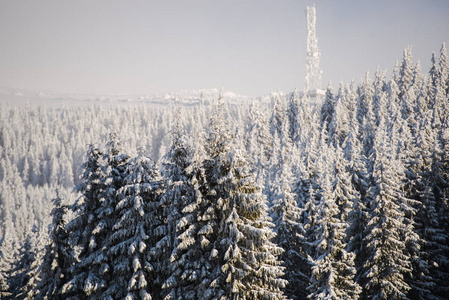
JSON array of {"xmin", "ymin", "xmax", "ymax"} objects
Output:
[{"xmin": 305, "ymin": 5, "xmax": 322, "ymax": 92}]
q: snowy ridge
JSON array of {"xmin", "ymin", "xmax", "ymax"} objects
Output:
[{"xmin": 0, "ymin": 86, "xmax": 262, "ymax": 107}]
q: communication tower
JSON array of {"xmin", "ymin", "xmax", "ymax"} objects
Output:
[{"xmin": 305, "ymin": 5, "xmax": 325, "ymax": 101}]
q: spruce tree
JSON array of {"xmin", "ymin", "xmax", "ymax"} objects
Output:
[
  {"xmin": 360, "ymin": 125, "xmax": 412, "ymax": 299},
  {"xmin": 270, "ymin": 92, "xmax": 288, "ymax": 138},
  {"xmin": 439, "ymin": 43, "xmax": 449, "ymax": 96},
  {"xmin": 429, "ymin": 123, "xmax": 449, "ymax": 298},
  {"xmin": 398, "ymin": 47, "xmax": 416, "ymax": 103},
  {"xmin": 245, "ymin": 101, "xmax": 273, "ymax": 178},
  {"xmin": 307, "ymin": 151, "xmax": 360, "ymax": 300},
  {"xmin": 344, "ymin": 129, "xmax": 369, "ymax": 286},
  {"xmin": 320, "ymin": 83, "xmax": 335, "ymax": 135},
  {"xmin": 9, "ymin": 226, "xmax": 43, "ymax": 300},
  {"xmin": 270, "ymin": 138, "xmax": 308, "ymax": 300},
  {"xmin": 63, "ymin": 132, "xmax": 130, "ymax": 299},
  {"xmin": 201, "ymin": 100, "xmax": 287, "ymax": 299},
  {"xmin": 287, "ymin": 89, "xmax": 301, "ymax": 144},
  {"xmin": 18, "ymin": 226, "xmax": 46, "ymax": 300},
  {"xmin": 427, "ymin": 52, "xmax": 439, "ymax": 110},
  {"xmin": 34, "ymin": 194, "xmax": 74, "ymax": 300},
  {"xmin": 406, "ymin": 113, "xmax": 443, "ymax": 299},
  {"xmin": 161, "ymin": 125, "xmax": 208, "ymax": 299},
  {"xmin": 356, "ymin": 73, "xmax": 374, "ymax": 128},
  {"xmin": 105, "ymin": 151, "xmax": 165, "ymax": 299},
  {"xmin": 0, "ymin": 207, "xmax": 17, "ymax": 299},
  {"xmin": 328, "ymin": 82, "xmax": 351, "ymax": 147},
  {"xmin": 62, "ymin": 144, "xmax": 108, "ymax": 298}
]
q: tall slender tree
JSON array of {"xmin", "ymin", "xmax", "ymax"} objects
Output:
[
  {"xmin": 34, "ymin": 194, "xmax": 74, "ymax": 300},
  {"xmin": 270, "ymin": 138, "xmax": 308, "ymax": 300},
  {"xmin": 161, "ymin": 125, "xmax": 208, "ymax": 299},
  {"xmin": 360, "ymin": 124, "xmax": 412, "ymax": 299},
  {"xmin": 105, "ymin": 151, "xmax": 165, "ymax": 299},
  {"xmin": 307, "ymin": 149, "xmax": 360, "ymax": 300},
  {"xmin": 201, "ymin": 100, "xmax": 287, "ymax": 299},
  {"xmin": 63, "ymin": 132, "xmax": 130, "ymax": 299}
]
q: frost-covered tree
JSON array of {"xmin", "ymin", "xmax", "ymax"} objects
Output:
[
  {"xmin": 371, "ymin": 69, "xmax": 387, "ymax": 128},
  {"xmin": 320, "ymin": 83, "xmax": 335, "ymax": 135},
  {"xmin": 397, "ymin": 47, "xmax": 416, "ymax": 103},
  {"xmin": 105, "ymin": 152, "xmax": 165, "ymax": 299},
  {"xmin": 0, "ymin": 158, "xmax": 31, "ymax": 243},
  {"xmin": 345, "ymin": 129, "xmax": 369, "ymax": 285},
  {"xmin": 62, "ymin": 144, "xmax": 108, "ymax": 298},
  {"xmin": 328, "ymin": 82, "xmax": 351, "ymax": 147},
  {"xmin": 161, "ymin": 125, "xmax": 209, "ymax": 300},
  {"xmin": 426, "ymin": 52, "xmax": 440, "ymax": 110},
  {"xmin": 295, "ymin": 90, "xmax": 314, "ymax": 150},
  {"xmin": 287, "ymin": 89, "xmax": 301, "ymax": 144},
  {"xmin": 360, "ymin": 125, "xmax": 412, "ymax": 299},
  {"xmin": 0, "ymin": 264, "xmax": 9, "ymax": 298},
  {"xmin": 63, "ymin": 132, "xmax": 130, "ymax": 299},
  {"xmin": 18, "ymin": 227, "xmax": 46, "ymax": 300},
  {"xmin": 332, "ymin": 145, "xmax": 356, "ymax": 226},
  {"xmin": 389, "ymin": 121, "xmax": 422, "ymax": 300},
  {"xmin": 0, "ymin": 210, "xmax": 18, "ymax": 299},
  {"xmin": 34, "ymin": 194, "xmax": 74, "ymax": 300},
  {"xmin": 245, "ymin": 101, "xmax": 273, "ymax": 177},
  {"xmin": 404, "ymin": 112, "xmax": 445, "ymax": 299},
  {"xmin": 356, "ymin": 73, "xmax": 374, "ymax": 129},
  {"xmin": 439, "ymin": 43, "xmax": 449, "ymax": 96},
  {"xmin": 270, "ymin": 92, "xmax": 288, "ymax": 138},
  {"xmin": 428, "ymin": 124, "xmax": 449, "ymax": 298},
  {"xmin": 200, "ymin": 100, "xmax": 287, "ymax": 299},
  {"xmin": 8, "ymin": 225, "xmax": 43, "ymax": 300},
  {"xmin": 270, "ymin": 140, "xmax": 308, "ymax": 300},
  {"xmin": 307, "ymin": 154, "xmax": 361, "ymax": 300}
]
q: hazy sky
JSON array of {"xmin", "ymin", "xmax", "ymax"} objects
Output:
[{"xmin": 1, "ymin": 0, "xmax": 448, "ymax": 96}]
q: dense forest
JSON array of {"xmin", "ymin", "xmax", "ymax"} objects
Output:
[{"xmin": 1, "ymin": 44, "xmax": 449, "ymax": 299}]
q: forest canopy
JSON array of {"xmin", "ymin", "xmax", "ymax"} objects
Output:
[{"xmin": 1, "ymin": 44, "xmax": 449, "ymax": 299}]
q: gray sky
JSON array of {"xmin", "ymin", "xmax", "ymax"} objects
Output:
[{"xmin": 1, "ymin": 0, "xmax": 448, "ymax": 96}]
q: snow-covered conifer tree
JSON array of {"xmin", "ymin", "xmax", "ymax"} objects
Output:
[
  {"xmin": 360, "ymin": 123, "xmax": 412, "ymax": 299},
  {"xmin": 427, "ymin": 121, "xmax": 449, "ymax": 298},
  {"xmin": 33, "ymin": 194, "xmax": 74, "ymax": 300},
  {"xmin": 0, "ymin": 209, "xmax": 18, "ymax": 299},
  {"xmin": 320, "ymin": 83, "xmax": 335, "ymax": 135},
  {"xmin": 397, "ymin": 47, "xmax": 416, "ymax": 102},
  {"xmin": 9, "ymin": 225, "xmax": 43, "ymax": 300},
  {"xmin": 200, "ymin": 99, "xmax": 286, "ymax": 299},
  {"xmin": 62, "ymin": 144, "xmax": 107, "ymax": 298},
  {"xmin": 356, "ymin": 73, "xmax": 374, "ymax": 129},
  {"xmin": 405, "ymin": 113, "xmax": 442, "ymax": 299},
  {"xmin": 161, "ymin": 122, "xmax": 209, "ymax": 299},
  {"xmin": 244, "ymin": 101, "xmax": 273, "ymax": 178},
  {"xmin": 270, "ymin": 92, "xmax": 288, "ymax": 138},
  {"xmin": 426, "ymin": 52, "xmax": 440, "ymax": 110},
  {"xmin": 371, "ymin": 68, "xmax": 387, "ymax": 128},
  {"xmin": 105, "ymin": 150, "xmax": 165, "ymax": 299},
  {"xmin": 287, "ymin": 89, "xmax": 301, "ymax": 144},
  {"xmin": 328, "ymin": 82, "xmax": 351, "ymax": 147},
  {"xmin": 307, "ymin": 151, "xmax": 360, "ymax": 300},
  {"xmin": 270, "ymin": 133, "xmax": 309, "ymax": 300},
  {"xmin": 345, "ymin": 80, "xmax": 358, "ymax": 121},
  {"xmin": 18, "ymin": 226, "xmax": 46, "ymax": 300},
  {"xmin": 344, "ymin": 114, "xmax": 370, "ymax": 286},
  {"xmin": 296, "ymin": 90, "xmax": 314, "ymax": 149},
  {"xmin": 63, "ymin": 132, "xmax": 130, "ymax": 299},
  {"xmin": 439, "ymin": 43, "xmax": 449, "ymax": 96}
]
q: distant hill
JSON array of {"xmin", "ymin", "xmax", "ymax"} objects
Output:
[{"xmin": 0, "ymin": 86, "xmax": 272, "ymax": 107}]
